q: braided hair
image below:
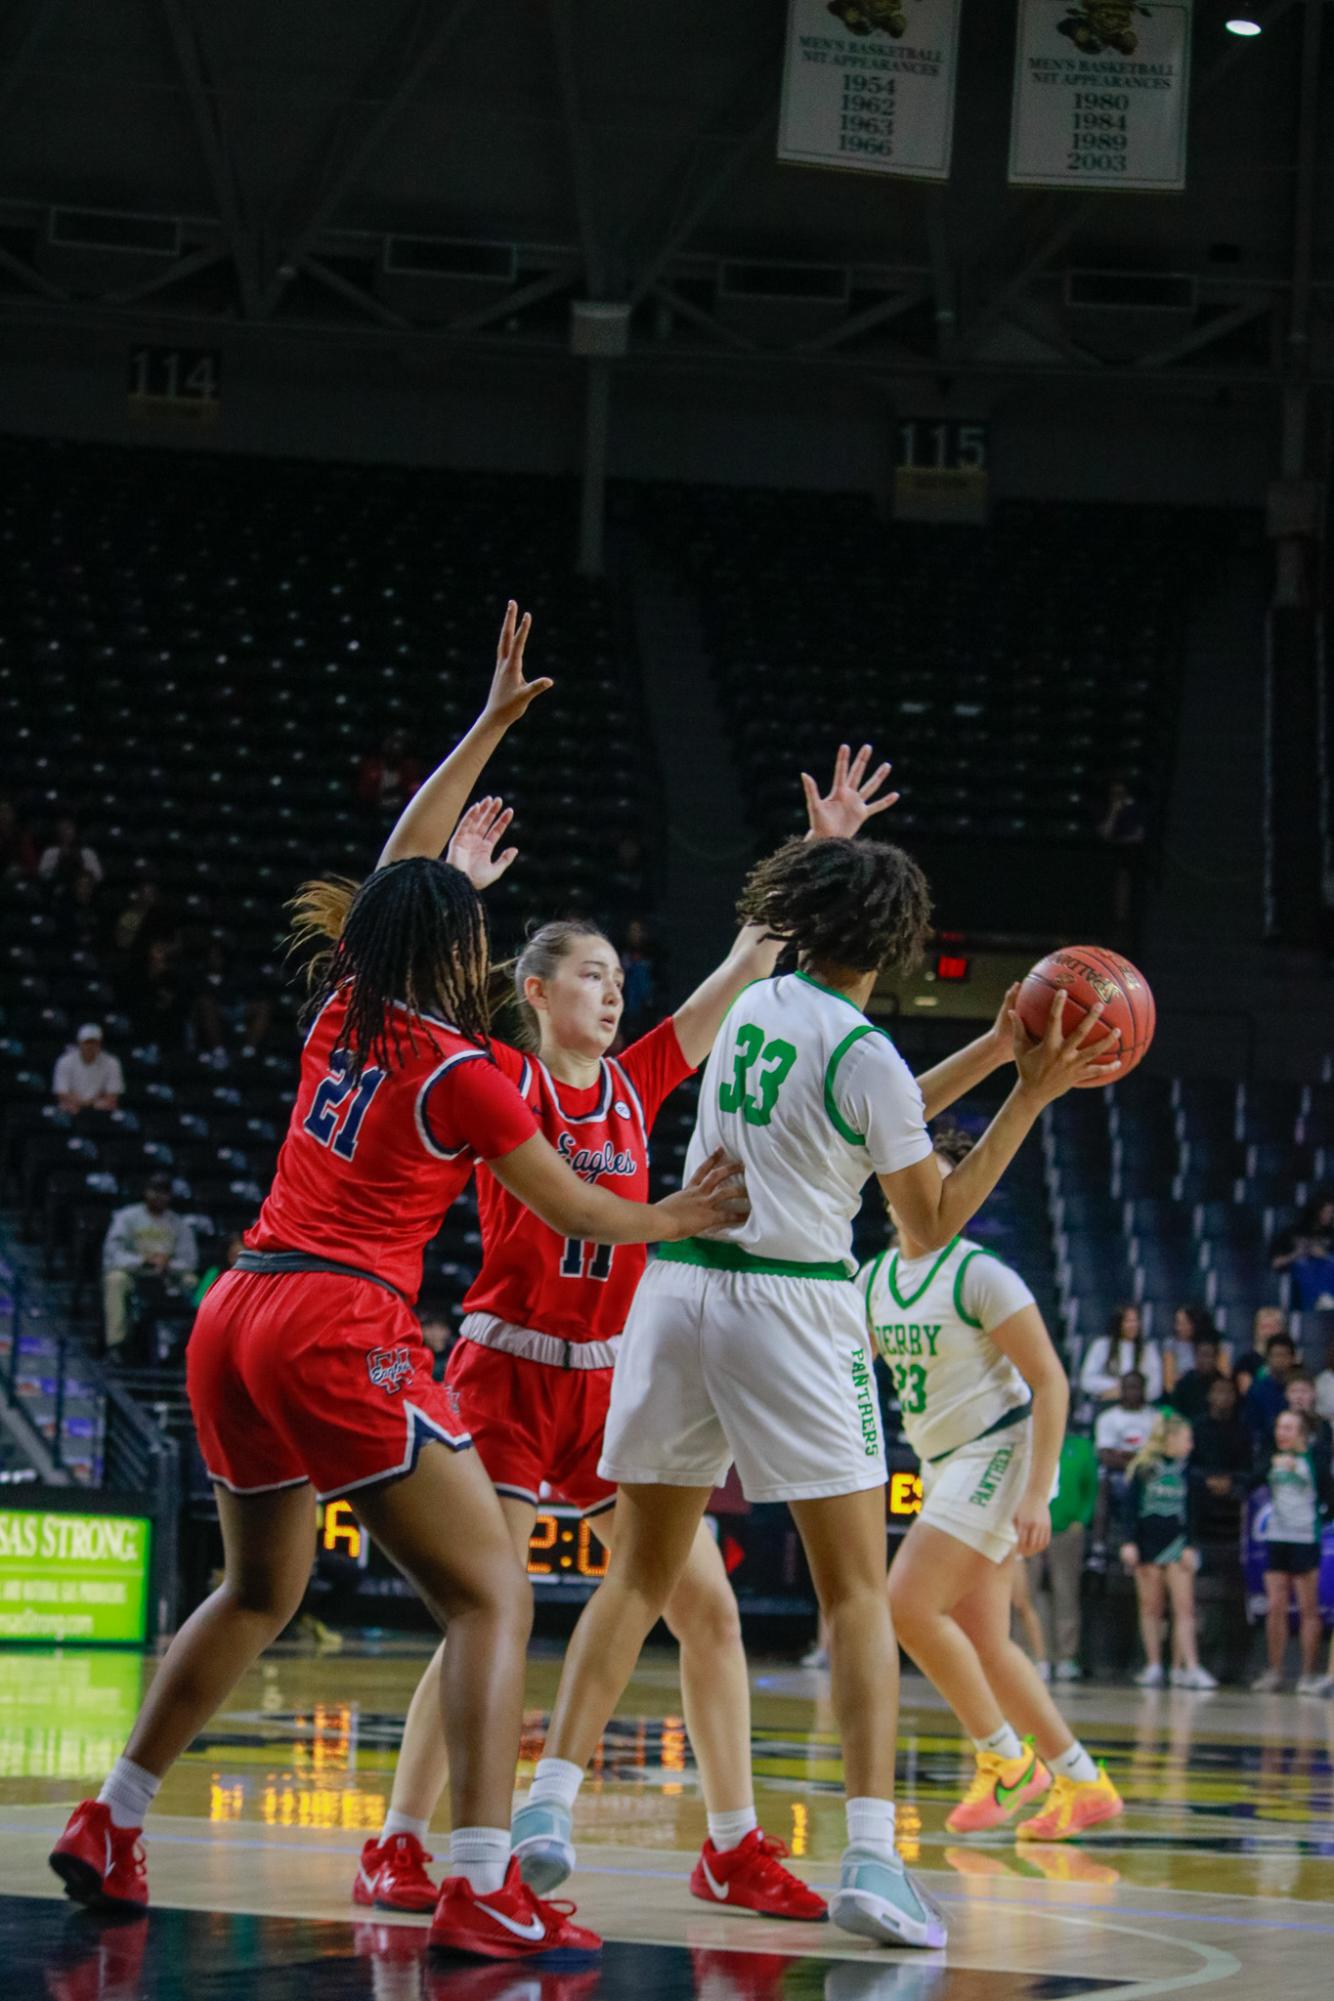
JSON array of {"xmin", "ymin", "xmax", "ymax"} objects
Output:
[
  {"xmin": 736, "ymin": 836, "xmax": 931, "ymax": 980},
  {"xmin": 289, "ymin": 856, "xmax": 491, "ymax": 1076}
]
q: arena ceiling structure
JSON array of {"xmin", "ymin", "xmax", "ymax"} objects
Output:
[{"xmin": 0, "ymin": 0, "xmax": 1327, "ymax": 392}]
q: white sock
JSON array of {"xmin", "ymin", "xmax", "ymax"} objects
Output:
[
  {"xmin": 380, "ymin": 1809, "xmax": 430, "ymax": 1845},
  {"xmin": 98, "ymin": 1756, "xmax": 160, "ymax": 1831},
  {"xmin": 1048, "ymin": 1741, "xmax": 1098, "ymax": 1785},
  {"xmin": 846, "ymin": 1796, "xmax": 897, "ymax": 1860},
  {"xmin": 975, "ymin": 1723, "xmax": 1024, "ymax": 1762},
  {"xmin": 527, "ymin": 1756, "xmax": 584, "ymax": 1813},
  {"xmin": 449, "ymin": 1826, "xmax": 510, "ymax": 1896},
  {"xmin": 707, "ymin": 1807, "xmax": 758, "ymax": 1853}
]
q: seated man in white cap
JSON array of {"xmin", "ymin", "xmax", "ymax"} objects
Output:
[
  {"xmin": 52, "ymin": 1024, "xmax": 124, "ymax": 1115},
  {"xmin": 102, "ymin": 1174, "xmax": 198, "ymax": 1358}
]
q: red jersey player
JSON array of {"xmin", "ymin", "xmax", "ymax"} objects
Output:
[
  {"xmin": 357, "ymin": 747, "xmax": 901, "ymax": 1923},
  {"xmin": 50, "ymin": 605, "xmax": 747, "ymax": 1962}
]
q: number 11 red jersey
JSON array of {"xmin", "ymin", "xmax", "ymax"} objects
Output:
[{"xmin": 462, "ymin": 1017, "xmax": 694, "ymax": 1343}]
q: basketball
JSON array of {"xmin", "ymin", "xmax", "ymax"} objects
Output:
[{"xmin": 1015, "ymin": 945, "xmax": 1155, "ymax": 1086}]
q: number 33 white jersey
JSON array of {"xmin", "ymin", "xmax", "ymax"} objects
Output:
[{"xmin": 683, "ymin": 972, "xmax": 932, "ymax": 1274}]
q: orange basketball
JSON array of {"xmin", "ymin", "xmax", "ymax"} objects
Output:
[{"xmin": 1015, "ymin": 946, "xmax": 1155, "ymax": 1087}]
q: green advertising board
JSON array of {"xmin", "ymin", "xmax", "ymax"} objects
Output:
[{"xmin": 0, "ymin": 1510, "xmax": 152, "ymax": 1644}]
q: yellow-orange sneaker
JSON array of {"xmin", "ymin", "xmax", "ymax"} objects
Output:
[
  {"xmin": 944, "ymin": 1748, "xmax": 1051, "ymax": 1835},
  {"xmin": 1016, "ymin": 1766, "xmax": 1123, "ymax": 1842}
]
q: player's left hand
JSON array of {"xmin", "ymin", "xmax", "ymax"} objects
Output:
[
  {"xmin": 985, "ymin": 982, "xmax": 1022, "ymax": 1066},
  {"xmin": 483, "ymin": 600, "xmax": 552, "ymax": 727},
  {"xmin": 801, "ymin": 743, "xmax": 899, "ymax": 840},
  {"xmin": 1012, "ymin": 1493, "xmax": 1052, "ymax": 1558},
  {"xmin": 447, "ymin": 795, "xmax": 518, "ymax": 889}
]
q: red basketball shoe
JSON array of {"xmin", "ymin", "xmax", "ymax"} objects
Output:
[
  {"xmin": 429, "ymin": 1858, "xmax": 601, "ymax": 1962},
  {"xmin": 49, "ymin": 1801, "xmax": 149, "ymax": 1913},
  {"xmin": 353, "ymin": 1831, "xmax": 438, "ymax": 1912},
  {"xmin": 690, "ymin": 1830, "xmax": 827, "ymax": 1920}
]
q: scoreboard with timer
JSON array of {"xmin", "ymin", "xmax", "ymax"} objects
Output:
[{"xmin": 527, "ymin": 1509, "xmax": 610, "ymax": 1584}]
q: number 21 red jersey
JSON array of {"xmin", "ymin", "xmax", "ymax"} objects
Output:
[
  {"xmin": 246, "ymin": 991, "xmax": 537, "ymax": 1304},
  {"xmin": 462, "ymin": 1016, "xmax": 694, "ymax": 1344}
]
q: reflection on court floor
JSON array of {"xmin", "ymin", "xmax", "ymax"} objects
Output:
[{"xmin": 2, "ymin": 1645, "xmax": 1332, "ymax": 1998}]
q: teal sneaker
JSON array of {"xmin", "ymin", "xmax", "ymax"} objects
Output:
[
  {"xmin": 510, "ymin": 1801, "xmax": 576, "ymax": 1895},
  {"xmin": 829, "ymin": 1846, "xmax": 948, "ymax": 1949}
]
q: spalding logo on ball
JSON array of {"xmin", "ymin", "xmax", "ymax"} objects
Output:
[{"xmin": 1015, "ymin": 946, "xmax": 1155, "ymax": 1087}]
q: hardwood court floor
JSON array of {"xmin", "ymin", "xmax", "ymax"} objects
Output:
[{"xmin": 2, "ymin": 1643, "xmax": 1332, "ymax": 1999}]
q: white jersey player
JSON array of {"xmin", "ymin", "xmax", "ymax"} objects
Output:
[
  {"xmin": 507, "ymin": 770, "xmax": 1120, "ymax": 1950},
  {"xmin": 866, "ymin": 1126, "xmax": 1124, "ymax": 1844}
]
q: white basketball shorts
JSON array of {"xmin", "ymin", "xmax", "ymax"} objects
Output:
[
  {"xmin": 599, "ymin": 1256, "xmax": 887, "ymax": 1504},
  {"xmin": 918, "ymin": 1417, "xmax": 1035, "ymax": 1564}
]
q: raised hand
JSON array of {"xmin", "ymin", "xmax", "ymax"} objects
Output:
[
  {"xmin": 482, "ymin": 601, "xmax": 552, "ymax": 729},
  {"xmin": 801, "ymin": 742, "xmax": 899, "ymax": 840},
  {"xmin": 446, "ymin": 795, "xmax": 518, "ymax": 890}
]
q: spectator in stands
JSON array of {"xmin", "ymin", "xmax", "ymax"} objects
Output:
[
  {"xmin": 419, "ymin": 1313, "xmax": 454, "ymax": 1383},
  {"xmin": 66, "ymin": 869, "xmax": 106, "ymax": 954},
  {"xmin": 1281, "ymin": 1191, "xmax": 1334, "ymax": 1313},
  {"xmin": 1080, "ymin": 1303, "xmax": 1164, "ymax": 1405},
  {"xmin": 1027, "ymin": 1425, "xmax": 1099, "ymax": 1683},
  {"xmin": 1315, "ymin": 1335, "xmax": 1334, "ymax": 1423},
  {"xmin": 111, "ymin": 877, "xmax": 164, "ymax": 964},
  {"xmin": 1243, "ymin": 1332, "xmax": 1299, "ymax": 1441},
  {"xmin": 1166, "ymin": 1303, "xmax": 1224, "ymax": 1390},
  {"xmin": 0, "ymin": 793, "xmax": 37, "ymax": 877},
  {"xmin": 101, "ymin": 1173, "xmax": 198, "ymax": 1358},
  {"xmin": 52, "ymin": 1023, "xmax": 124, "ymax": 1114},
  {"xmin": 356, "ymin": 727, "xmax": 423, "ymax": 812},
  {"xmin": 1285, "ymin": 1373, "xmax": 1334, "ymax": 1458},
  {"xmin": 37, "ymin": 813, "xmax": 102, "ymax": 890},
  {"xmin": 1231, "ymin": 1305, "xmax": 1287, "ymax": 1397},
  {"xmin": 1096, "ymin": 1369, "xmax": 1154, "ymax": 1468},
  {"xmin": 1250, "ymin": 1409, "xmax": 1334, "ymax": 1694},
  {"xmin": 125, "ymin": 936, "xmax": 191, "ymax": 1049},
  {"xmin": 1269, "ymin": 1188, "xmax": 1334, "ymax": 1275},
  {"xmin": 1189, "ymin": 1374, "xmax": 1252, "ymax": 1538},
  {"xmin": 1120, "ymin": 1413, "xmax": 1215, "ymax": 1689},
  {"xmin": 192, "ymin": 1234, "xmax": 244, "ymax": 1308},
  {"xmin": 619, "ymin": 917, "xmax": 657, "ymax": 1041},
  {"xmin": 1169, "ymin": 1330, "xmax": 1226, "ymax": 1424},
  {"xmin": 1097, "ymin": 776, "xmax": 1146, "ymax": 846}
]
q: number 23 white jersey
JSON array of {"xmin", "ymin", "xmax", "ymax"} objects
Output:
[
  {"xmin": 682, "ymin": 971, "xmax": 932, "ymax": 1274},
  {"xmin": 862, "ymin": 1236, "xmax": 1035, "ymax": 1462}
]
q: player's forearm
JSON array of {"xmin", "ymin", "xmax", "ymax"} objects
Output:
[
  {"xmin": 925, "ymin": 1083, "xmax": 1043, "ymax": 1246},
  {"xmin": 377, "ymin": 711, "xmax": 509, "ymax": 868},
  {"xmin": 672, "ymin": 923, "xmax": 780, "ymax": 1068},
  {"xmin": 1022, "ymin": 1370, "xmax": 1069, "ymax": 1507},
  {"xmin": 916, "ymin": 1032, "xmax": 1009, "ymax": 1122}
]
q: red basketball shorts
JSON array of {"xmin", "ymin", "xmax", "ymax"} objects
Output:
[
  {"xmin": 187, "ymin": 1268, "xmax": 471, "ymax": 1502},
  {"xmin": 446, "ymin": 1336, "xmax": 615, "ymax": 1516}
]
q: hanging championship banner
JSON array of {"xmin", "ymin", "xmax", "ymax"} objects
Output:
[
  {"xmin": 1009, "ymin": 2, "xmax": 1193, "ymax": 191},
  {"xmin": 778, "ymin": 0, "xmax": 963, "ymax": 183}
]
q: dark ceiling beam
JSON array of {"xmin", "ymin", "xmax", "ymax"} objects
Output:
[
  {"xmin": 796, "ymin": 282, "xmax": 934, "ymax": 355},
  {"xmin": 299, "ymin": 254, "xmax": 409, "ymax": 330},
  {"xmin": 155, "ymin": 0, "xmax": 260, "ymax": 316},
  {"xmin": 0, "ymin": 240, "xmax": 65, "ymax": 301},
  {"xmin": 103, "ymin": 242, "xmax": 229, "ymax": 307},
  {"xmin": 1135, "ymin": 297, "xmax": 1275, "ymax": 370},
  {"xmin": 647, "ymin": 281, "xmax": 760, "ymax": 353},
  {"xmin": 548, "ymin": 0, "xmax": 608, "ymax": 298},
  {"xmin": 445, "ymin": 260, "xmax": 580, "ymax": 337},
  {"xmin": 0, "ymin": 0, "xmax": 63, "ymax": 134},
  {"xmin": 255, "ymin": 0, "xmax": 484, "ymax": 319}
]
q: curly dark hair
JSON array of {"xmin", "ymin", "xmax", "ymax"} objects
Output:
[
  {"xmin": 736, "ymin": 836, "xmax": 932, "ymax": 979},
  {"xmin": 288, "ymin": 856, "xmax": 491, "ymax": 1076}
]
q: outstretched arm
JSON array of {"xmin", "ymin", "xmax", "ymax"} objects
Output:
[
  {"xmin": 672, "ymin": 743, "xmax": 899, "ymax": 1067},
  {"xmin": 916, "ymin": 983, "xmax": 1020, "ymax": 1122},
  {"xmin": 377, "ymin": 601, "xmax": 550, "ymax": 869}
]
